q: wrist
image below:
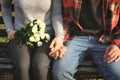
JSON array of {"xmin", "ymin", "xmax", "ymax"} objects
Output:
[
  {"xmin": 111, "ymin": 42, "xmax": 120, "ymax": 49},
  {"xmin": 56, "ymin": 33, "xmax": 64, "ymax": 39},
  {"xmin": 7, "ymin": 29, "xmax": 15, "ymax": 34}
]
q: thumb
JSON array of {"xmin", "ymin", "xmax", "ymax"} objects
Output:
[{"xmin": 49, "ymin": 40, "xmax": 55, "ymax": 50}]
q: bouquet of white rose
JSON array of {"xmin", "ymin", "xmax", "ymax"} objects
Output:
[{"xmin": 15, "ymin": 19, "xmax": 50, "ymax": 47}]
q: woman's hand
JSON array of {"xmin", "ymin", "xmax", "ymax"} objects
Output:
[
  {"xmin": 104, "ymin": 44, "xmax": 120, "ymax": 63},
  {"xmin": 7, "ymin": 30, "xmax": 16, "ymax": 40}
]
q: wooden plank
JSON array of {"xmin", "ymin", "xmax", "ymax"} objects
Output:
[
  {"xmin": 0, "ymin": 64, "xmax": 13, "ymax": 70},
  {"xmin": 0, "ymin": 29, "xmax": 7, "ymax": 37},
  {"xmin": 0, "ymin": 43, "xmax": 8, "ymax": 48},
  {"xmin": 77, "ymin": 67, "xmax": 97, "ymax": 72},
  {"xmin": 0, "ymin": 17, "xmax": 4, "ymax": 24},
  {"xmin": 0, "ymin": 58, "xmax": 12, "ymax": 64},
  {"xmin": 79, "ymin": 61, "xmax": 96, "ymax": 67},
  {"xmin": 0, "ymin": 73, "xmax": 13, "ymax": 80}
]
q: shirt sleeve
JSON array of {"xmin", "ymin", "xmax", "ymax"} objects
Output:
[
  {"xmin": 1, "ymin": 0, "xmax": 14, "ymax": 33},
  {"xmin": 113, "ymin": 16, "xmax": 120, "ymax": 46},
  {"xmin": 51, "ymin": 0, "xmax": 64, "ymax": 38}
]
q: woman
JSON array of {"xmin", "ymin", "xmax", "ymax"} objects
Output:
[{"xmin": 1, "ymin": 0, "xmax": 64, "ymax": 80}]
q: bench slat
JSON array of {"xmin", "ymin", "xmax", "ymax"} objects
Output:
[
  {"xmin": 0, "ymin": 58, "xmax": 12, "ymax": 64},
  {"xmin": 0, "ymin": 64, "xmax": 13, "ymax": 70},
  {"xmin": 0, "ymin": 29, "xmax": 7, "ymax": 37}
]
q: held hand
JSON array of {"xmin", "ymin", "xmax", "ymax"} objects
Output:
[
  {"xmin": 104, "ymin": 44, "xmax": 120, "ymax": 63},
  {"xmin": 7, "ymin": 30, "xmax": 16, "ymax": 40},
  {"xmin": 59, "ymin": 45, "xmax": 66, "ymax": 58},
  {"xmin": 49, "ymin": 36, "xmax": 63, "ymax": 53},
  {"xmin": 49, "ymin": 45, "xmax": 66, "ymax": 59}
]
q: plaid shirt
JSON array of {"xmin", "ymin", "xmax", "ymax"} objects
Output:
[{"xmin": 63, "ymin": 0, "xmax": 120, "ymax": 46}]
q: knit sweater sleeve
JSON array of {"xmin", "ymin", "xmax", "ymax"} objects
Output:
[
  {"xmin": 1, "ymin": 0, "xmax": 14, "ymax": 33},
  {"xmin": 51, "ymin": 0, "xmax": 64, "ymax": 38}
]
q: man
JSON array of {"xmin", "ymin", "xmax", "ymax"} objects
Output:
[{"xmin": 51, "ymin": 0, "xmax": 120, "ymax": 80}]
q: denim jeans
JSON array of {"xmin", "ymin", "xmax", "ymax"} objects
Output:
[{"xmin": 52, "ymin": 36, "xmax": 120, "ymax": 80}]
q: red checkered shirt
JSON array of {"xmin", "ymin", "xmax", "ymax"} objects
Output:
[{"xmin": 63, "ymin": 0, "xmax": 120, "ymax": 46}]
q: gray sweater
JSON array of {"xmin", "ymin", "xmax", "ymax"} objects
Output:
[{"xmin": 1, "ymin": 0, "xmax": 64, "ymax": 38}]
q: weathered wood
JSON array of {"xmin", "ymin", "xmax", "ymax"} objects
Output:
[
  {"xmin": 0, "ymin": 3, "xmax": 14, "ymax": 80},
  {"xmin": 0, "ymin": 29, "xmax": 7, "ymax": 37}
]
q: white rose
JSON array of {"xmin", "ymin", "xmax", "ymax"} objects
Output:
[
  {"xmin": 40, "ymin": 33, "xmax": 45, "ymax": 39},
  {"xmin": 30, "ymin": 22, "xmax": 34, "ymax": 26},
  {"xmin": 39, "ymin": 22, "xmax": 45, "ymax": 29},
  {"xmin": 37, "ymin": 41, "xmax": 43, "ymax": 46},
  {"xmin": 39, "ymin": 28, "xmax": 45, "ymax": 34},
  {"xmin": 34, "ymin": 36, "xmax": 40, "ymax": 42},
  {"xmin": 34, "ymin": 34, "xmax": 40, "ymax": 41},
  {"xmin": 45, "ymin": 40, "xmax": 48, "ymax": 43},
  {"xmin": 45, "ymin": 34, "xmax": 50, "ymax": 40},
  {"xmin": 29, "ymin": 36, "xmax": 36, "ymax": 42},
  {"xmin": 36, "ymin": 19, "xmax": 42, "ymax": 24},
  {"xmin": 32, "ymin": 24, "xmax": 38, "ymax": 33}
]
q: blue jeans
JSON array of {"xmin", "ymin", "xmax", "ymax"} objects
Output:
[{"xmin": 52, "ymin": 36, "xmax": 120, "ymax": 80}]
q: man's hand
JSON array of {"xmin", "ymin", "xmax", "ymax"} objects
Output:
[
  {"xmin": 49, "ymin": 45, "xmax": 66, "ymax": 59},
  {"xmin": 104, "ymin": 44, "xmax": 120, "ymax": 63},
  {"xmin": 8, "ymin": 30, "xmax": 16, "ymax": 40}
]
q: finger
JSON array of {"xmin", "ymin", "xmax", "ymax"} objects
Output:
[
  {"xmin": 11, "ymin": 34, "xmax": 14, "ymax": 39},
  {"xmin": 115, "ymin": 56, "xmax": 120, "ymax": 62},
  {"xmin": 54, "ymin": 51, "xmax": 59, "ymax": 60},
  {"xmin": 107, "ymin": 48, "xmax": 117, "ymax": 57},
  {"xmin": 104, "ymin": 48, "xmax": 119, "ymax": 63},
  {"xmin": 59, "ymin": 48, "xmax": 63, "ymax": 58},
  {"xmin": 8, "ymin": 34, "xmax": 13, "ymax": 40},
  {"xmin": 104, "ymin": 53, "xmax": 118, "ymax": 63},
  {"xmin": 104, "ymin": 54, "xmax": 116, "ymax": 62},
  {"xmin": 62, "ymin": 45, "xmax": 67, "ymax": 53},
  {"xmin": 104, "ymin": 45, "xmax": 119, "ymax": 57},
  {"xmin": 105, "ymin": 57, "xmax": 116, "ymax": 63},
  {"xmin": 104, "ymin": 47, "xmax": 114, "ymax": 61},
  {"xmin": 49, "ymin": 40, "xmax": 55, "ymax": 49},
  {"xmin": 104, "ymin": 51, "xmax": 117, "ymax": 61},
  {"xmin": 51, "ymin": 53, "xmax": 56, "ymax": 57},
  {"xmin": 54, "ymin": 45, "xmax": 60, "ymax": 52},
  {"xmin": 49, "ymin": 50, "xmax": 56, "ymax": 56},
  {"xmin": 59, "ymin": 46, "xmax": 66, "ymax": 58}
]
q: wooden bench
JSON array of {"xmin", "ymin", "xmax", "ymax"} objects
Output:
[
  {"xmin": 0, "ymin": 3, "xmax": 103, "ymax": 80},
  {"xmin": 75, "ymin": 55, "xmax": 103, "ymax": 80},
  {"xmin": 0, "ymin": 30, "xmax": 13, "ymax": 80},
  {"xmin": 0, "ymin": 2, "xmax": 14, "ymax": 80}
]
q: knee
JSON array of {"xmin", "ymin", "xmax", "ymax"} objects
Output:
[{"xmin": 101, "ymin": 62, "xmax": 120, "ymax": 80}]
